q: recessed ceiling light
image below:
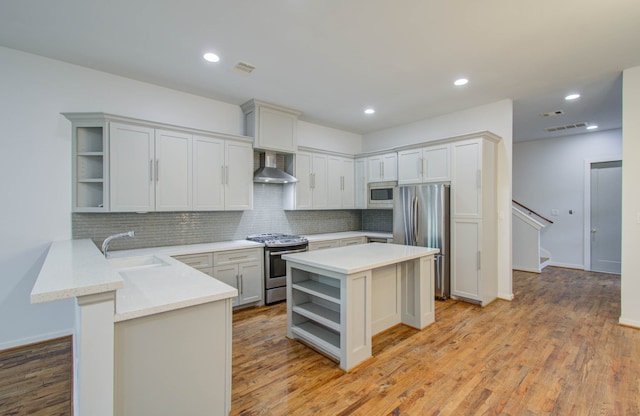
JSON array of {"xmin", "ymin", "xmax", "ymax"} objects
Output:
[
  {"xmin": 203, "ymin": 52, "xmax": 220, "ymax": 63},
  {"xmin": 565, "ymin": 93, "xmax": 580, "ymax": 101},
  {"xmin": 364, "ymin": 108, "xmax": 375, "ymax": 115},
  {"xmin": 586, "ymin": 124, "xmax": 599, "ymax": 130},
  {"xmin": 454, "ymin": 78, "xmax": 469, "ymax": 86}
]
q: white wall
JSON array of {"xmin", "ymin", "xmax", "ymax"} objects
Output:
[
  {"xmin": 298, "ymin": 120, "xmax": 362, "ymax": 154},
  {"xmin": 513, "ymin": 129, "xmax": 622, "ymax": 268},
  {"xmin": 0, "ymin": 46, "xmax": 246, "ymax": 349},
  {"xmin": 362, "ymin": 100, "xmax": 514, "ymax": 300},
  {"xmin": 620, "ymin": 66, "xmax": 640, "ymax": 327}
]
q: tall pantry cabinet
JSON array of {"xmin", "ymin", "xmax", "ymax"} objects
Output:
[{"xmin": 450, "ymin": 135, "xmax": 499, "ymax": 306}]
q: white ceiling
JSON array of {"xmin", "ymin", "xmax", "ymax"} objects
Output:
[{"xmin": 1, "ymin": 0, "xmax": 638, "ymax": 141}]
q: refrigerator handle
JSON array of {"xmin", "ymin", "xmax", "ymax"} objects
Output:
[{"xmin": 411, "ymin": 196, "xmax": 419, "ymax": 245}]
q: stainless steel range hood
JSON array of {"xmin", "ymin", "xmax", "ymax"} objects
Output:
[{"xmin": 254, "ymin": 151, "xmax": 297, "ymax": 183}]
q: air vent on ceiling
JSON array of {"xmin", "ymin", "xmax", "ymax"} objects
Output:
[
  {"xmin": 542, "ymin": 110, "xmax": 564, "ymax": 117},
  {"xmin": 233, "ymin": 61, "xmax": 255, "ymax": 75},
  {"xmin": 545, "ymin": 122, "xmax": 587, "ymax": 132}
]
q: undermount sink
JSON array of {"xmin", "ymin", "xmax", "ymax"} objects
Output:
[{"xmin": 109, "ymin": 255, "xmax": 170, "ymax": 271}]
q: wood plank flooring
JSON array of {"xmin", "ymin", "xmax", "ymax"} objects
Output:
[
  {"xmin": 231, "ymin": 267, "xmax": 640, "ymax": 415},
  {"xmin": 0, "ymin": 336, "xmax": 73, "ymax": 416}
]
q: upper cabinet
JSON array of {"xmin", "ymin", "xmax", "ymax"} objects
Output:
[
  {"xmin": 284, "ymin": 150, "xmax": 354, "ymax": 210},
  {"xmin": 354, "ymin": 158, "xmax": 367, "ymax": 209},
  {"xmin": 397, "ymin": 144, "xmax": 450, "ymax": 185},
  {"xmin": 327, "ymin": 155, "xmax": 355, "ymax": 209},
  {"xmin": 367, "ymin": 152, "xmax": 397, "ymax": 182},
  {"xmin": 65, "ymin": 113, "xmax": 253, "ymax": 213},
  {"xmin": 241, "ymin": 99, "xmax": 302, "ymax": 154}
]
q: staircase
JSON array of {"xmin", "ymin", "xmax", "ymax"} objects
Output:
[{"xmin": 512, "ymin": 200, "xmax": 553, "ymax": 273}]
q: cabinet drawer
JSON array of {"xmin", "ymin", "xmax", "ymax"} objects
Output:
[
  {"xmin": 214, "ymin": 248, "xmax": 261, "ymax": 265},
  {"xmin": 340, "ymin": 237, "xmax": 366, "ymax": 247},
  {"xmin": 309, "ymin": 240, "xmax": 340, "ymax": 251},
  {"xmin": 172, "ymin": 253, "xmax": 213, "ymax": 269}
]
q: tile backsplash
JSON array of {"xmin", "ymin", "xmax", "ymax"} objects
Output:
[{"xmin": 72, "ymin": 184, "xmax": 391, "ymax": 251}]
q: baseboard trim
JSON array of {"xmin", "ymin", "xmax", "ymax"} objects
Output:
[
  {"xmin": 0, "ymin": 329, "xmax": 73, "ymax": 353},
  {"xmin": 548, "ymin": 262, "xmax": 585, "ymax": 270},
  {"xmin": 513, "ymin": 266, "xmax": 541, "ymax": 273},
  {"xmin": 619, "ymin": 317, "xmax": 640, "ymax": 329},
  {"xmin": 498, "ymin": 292, "xmax": 514, "ymax": 301}
]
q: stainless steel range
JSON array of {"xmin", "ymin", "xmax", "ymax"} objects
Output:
[{"xmin": 246, "ymin": 233, "xmax": 308, "ymax": 304}]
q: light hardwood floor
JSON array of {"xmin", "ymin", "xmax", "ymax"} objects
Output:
[{"xmin": 231, "ymin": 267, "xmax": 640, "ymax": 415}]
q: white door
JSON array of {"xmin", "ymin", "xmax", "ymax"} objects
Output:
[{"xmin": 590, "ymin": 161, "xmax": 622, "ymax": 274}]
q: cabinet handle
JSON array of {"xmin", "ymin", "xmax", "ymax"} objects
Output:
[
  {"xmin": 239, "ymin": 274, "xmax": 243, "ymax": 294},
  {"xmin": 236, "ymin": 275, "xmax": 240, "ymax": 293},
  {"xmin": 156, "ymin": 159, "xmax": 159, "ymax": 182},
  {"xmin": 228, "ymin": 255, "xmax": 248, "ymax": 260},
  {"xmin": 221, "ymin": 166, "xmax": 225, "ymax": 185}
]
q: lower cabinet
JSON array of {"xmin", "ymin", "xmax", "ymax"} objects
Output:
[
  {"xmin": 308, "ymin": 236, "xmax": 367, "ymax": 251},
  {"xmin": 450, "ymin": 219, "xmax": 497, "ymax": 305},
  {"xmin": 213, "ymin": 248, "xmax": 263, "ymax": 307},
  {"xmin": 173, "ymin": 248, "xmax": 264, "ymax": 307}
]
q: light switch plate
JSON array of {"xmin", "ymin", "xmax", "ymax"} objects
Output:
[{"xmin": 551, "ymin": 209, "xmax": 559, "ymax": 216}]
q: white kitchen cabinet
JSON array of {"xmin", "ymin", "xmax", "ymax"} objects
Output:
[
  {"xmin": 65, "ymin": 113, "xmax": 254, "ymax": 213},
  {"xmin": 241, "ymin": 99, "xmax": 301, "ymax": 153},
  {"xmin": 65, "ymin": 114, "xmax": 110, "ymax": 212},
  {"xmin": 192, "ymin": 136, "xmax": 253, "ymax": 211},
  {"xmin": 213, "ymin": 248, "xmax": 263, "ymax": 307},
  {"xmin": 155, "ymin": 129, "xmax": 192, "ymax": 211},
  {"xmin": 450, "ymin": 135, "xmax": 498, "ymax": 306},
  {"xmin": 354, "ymin": 158, "xmax": 367, "ymax": 209},
  {"xmin": 109, "ymin": 122, "xmax": 156, "ymax": 212},
  {"xmin": 110, "ymin": 125, "xmax": 192, "ymax": 212},
  {"xmin": 367, "ymin": 152, "xmax": 397, "ymax": 182},
  {"xmin": 285, "ymin": 151, "xmax": 328, "ymax": 210},
  {"xmin": 308, "ymin": 239, "xmax": 340, "ymax": 251},
  {"xmin": 309, "ymin": 236, "xmax": 366, "ymax": 251},
  {"xmin": 172, "ymin": 253, "xmax": 214, "ymax": 276},
  {"xmin": 327, "ymin": 155, "xmax": 355, "ymax": 209},
  {"xmin": 397, "ymin": 144, "xmax": 450, "ymax": 185}
]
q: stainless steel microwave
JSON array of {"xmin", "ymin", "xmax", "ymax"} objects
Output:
[{"xmin": 367, "ymin": 182, "xmax": 396, "ymax": 209}]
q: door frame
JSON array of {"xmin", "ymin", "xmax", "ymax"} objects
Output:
[{"xmin": 583, "ymin": 155, "xmax": 622, "ymax": 271}]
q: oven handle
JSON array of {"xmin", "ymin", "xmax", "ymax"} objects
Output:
[{"xmin": 269, "ymin": 248, "xmax": 308, "ymax": 256}]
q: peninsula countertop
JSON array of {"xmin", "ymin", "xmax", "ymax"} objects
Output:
[{"xmin": 282, "ymin": 242, "xmax": 439, "ymax": 275}]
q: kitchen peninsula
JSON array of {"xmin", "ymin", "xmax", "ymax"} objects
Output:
[
  {"xmin": 284, "ymin": 243, "xmax": 438, "ymax": 370},
  {"xmin": 31, "ymin": 239, "xmax": 243, "ymax": 416}
]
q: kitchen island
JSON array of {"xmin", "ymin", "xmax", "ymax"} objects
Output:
[{"xmin": 283, "ymin": 242, "xmax": 439, "ymax": 371}]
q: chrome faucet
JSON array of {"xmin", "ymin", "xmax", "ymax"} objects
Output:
[{"xmin": 101, "ymin": 231, "xmax": 135, "ymax": 257}]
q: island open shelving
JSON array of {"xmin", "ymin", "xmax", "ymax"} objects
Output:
[{"xmin": 284, "ymin": 243, "xmax": 439, "ymax": 371}]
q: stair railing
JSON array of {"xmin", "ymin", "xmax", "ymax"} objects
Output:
[{"xmin": 512, "ymin": 200, "xmax": 554, "ymax": 224}]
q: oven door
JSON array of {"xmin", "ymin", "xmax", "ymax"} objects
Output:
[{"xmin": 265, "ymin": 245, "xmax": 308, "ymax": 289}]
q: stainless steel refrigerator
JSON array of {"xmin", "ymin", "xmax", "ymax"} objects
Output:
[{"xmin": 393, "ymin": 184, "xmax": 450, "ymax": 300}]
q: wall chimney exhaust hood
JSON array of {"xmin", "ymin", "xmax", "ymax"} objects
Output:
[{"xmin": 254, "ymin": 151, "xmax": 297, "ymax": 183}]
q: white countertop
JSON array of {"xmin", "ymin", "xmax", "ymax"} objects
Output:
[
  {"xmin": 113, "ymin": 254, "xmax": 237, "ymax": 322},
  {"xmin": 283, "ymin": 242, "xmax": 439, "ymax": 275},
  {"xmin": 108, "ymin": 239, "xmax": 264, "ymax": 258},
  {"xmin": 31, "ymin": 239, "xmax": 124, "ymax": 303},
  {"xmin": 303, "ymin": 231, "xmax": 392, "ymax": 242},
  {"xmin": 31, "ymin": 239, "xmax": 238, "ymax": 322}
]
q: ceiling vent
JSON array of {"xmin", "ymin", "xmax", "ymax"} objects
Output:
[
  {"xmin": 545, "ymin": 122, "xmax": 587, "ymax": 132},
  {"xmin": 233, "ymin": 61, "xmax": 255, "ymax": 75},
  {"xmin": 542, "ymin": 110, "xmax": 564, "ymax": 117}
]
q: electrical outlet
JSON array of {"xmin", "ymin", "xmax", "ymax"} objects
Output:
[{"xmin": 551, "ymin": 209, "xmax": 559, "ymax": 216}]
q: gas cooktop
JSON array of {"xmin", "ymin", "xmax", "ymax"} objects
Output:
[{"xmin": 246, "ymin": 233, "xmax": 308, "ymax": 247}]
